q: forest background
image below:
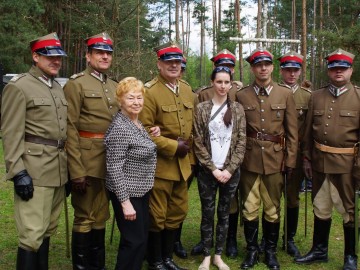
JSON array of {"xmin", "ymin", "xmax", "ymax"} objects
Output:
[{"xmin": 0, "ymin": 0, "xmax": 360, "ymax": 90}]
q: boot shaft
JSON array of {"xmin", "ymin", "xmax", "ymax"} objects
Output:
[
  {"xmin": 243, "ymin": 220, "xmax": 259, "ymax": 250},
  {"xmin": 17, "ymin": 247, "xmax": 37, "ymax": 270}
]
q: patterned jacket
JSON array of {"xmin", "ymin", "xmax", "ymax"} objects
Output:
[
  {"xmin": 104, "ymin": 112, "xmax": 157, "ymax": 202},
  {"xmin": 194, "ymin": 100, "xmax": 247, "ymax": 174}
]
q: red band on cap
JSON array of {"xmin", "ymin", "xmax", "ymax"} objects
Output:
[
  {"xmin": 157, "ymin": 47, "xmax": 182, "ymax": 58},
  {"xmin": 212, "ymin": 53, "xmax": 236, "ymax": 63},
  {"xmin": 31, "ymin": 39, "xmax": 62, "ymax": 52},
  {"xmin": 280, "ymin": 55, "xmax": 303, "ymax": 64},
  {"xmin": 250, "ymin": 51, "xmax": 272, "ymax": 62},
  {"xmin": 87, "ymin": 37, "xmax": 113, "ymax": 46},
  {"xmin": 327, "ymin": 54, "xmax": 353, "ymax": 64}
]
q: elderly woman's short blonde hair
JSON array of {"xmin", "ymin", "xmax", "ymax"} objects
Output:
[{"xmin": 115, "ymin": 77, "xmax": 145, "ymax": 104}]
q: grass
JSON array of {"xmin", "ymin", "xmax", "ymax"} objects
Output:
[{"xmin": 0, "ymin": 141, "xmax": 349, "ymax": 269}]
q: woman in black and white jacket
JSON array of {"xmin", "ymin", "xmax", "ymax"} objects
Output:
[{"xmin": 104, "ymin": 77, "xmax": 159, "ymax": 270}]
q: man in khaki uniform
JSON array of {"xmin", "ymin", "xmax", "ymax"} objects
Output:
[
  {"xmin": 236, "ymin": 48, "xmax": 298, "ymax": 270},
  {"xmin": 1, "ymin": 33, "xmax": 68, "ymax": 270},
  {"xmin": 258, "ymin": 51, "xmax": 311, "ymax": 257},
  {"xmin": 139, "ymin": 42, "xmax": 195, "ymax": 270},
  {"xmin": 295, "ymin": 49, "xmax": 359, "ymax": 270},
  {"xmin": 64, "ymin": 32, "xmax": 118, "ymax": 270},
  {"xmin": 191, "ymin": 49, "xmax": 243, "ymax": 258}
]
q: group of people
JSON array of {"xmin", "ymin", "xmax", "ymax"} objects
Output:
[{"xmin": 1, "ymin": 29, "xmax": 359, "ymax": 270}]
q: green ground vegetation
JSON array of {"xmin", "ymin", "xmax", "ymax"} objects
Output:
[{"xmin": 0, "ymin": 142, "xmax": 349, "ymax": 269}]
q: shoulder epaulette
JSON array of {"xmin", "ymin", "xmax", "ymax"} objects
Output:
[
  {"xmin": 319, "ymin": 84, "xmax": 330, "ymax": 89},
  {"xmin": 144, "ymin": 77, "xmax": 158, "ymax": 89},
  {"xmin": 300, "ymin": 86, "xmax": 312, "ymax": 93},
  {"xmin": 70, "ymin": 72, "xmax": 85, "ymax": 80},
  {"xmin": 238, "ymin": 85, "xmax": 249, "ymax": 92},
  {"xmin": 179, "ymin": 79, "xmax": 190, "ymax": 86},
  {"xmin": 233, "ymin": 81, "xmax": 243, "ymax": 89},
  {"xmin": 9, "ymin": 74, "xmax": 26, "ymax": 82},
  {"xmin": 195, "ymin": 85, "xmax": 210, "ymax": 94}
]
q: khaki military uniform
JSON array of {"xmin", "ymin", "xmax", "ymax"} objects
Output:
[
  {"xmin": 287, "ymin": 85, "xmax": 311, "ymax": 207},
  {"xmin": 303, "ymin": 82, "xmax": 360, "ymax": 223},
  {"xmin": 1, "ymin": 66, "xmax": 68, "ymax": 251},
  {"xmin": 64, "ymin": 66, "xmax": 118, "ymax": 232},
  {"xmin": 139, "ymin": 75, "xmax": 195, "ymax": 231},
  {"xmin": 196, "ymin": 81, "xmax": 243, "ymax": 103},
  {"xmin": 236, "ymin": 81, "xmax": 298, "ymax": 222}
]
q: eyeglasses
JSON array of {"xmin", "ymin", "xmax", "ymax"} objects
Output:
[{"xmin": 213, "ymin": 66, "xmax": 231, "ymax": 73}]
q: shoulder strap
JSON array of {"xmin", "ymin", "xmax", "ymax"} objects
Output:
[{"xmin": 210, "ymin": 100, "xmax": 227, "ymax": 121}]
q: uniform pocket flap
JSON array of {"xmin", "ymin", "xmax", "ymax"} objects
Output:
[
  {"xmin": 243, "ymin": 104, "xmax": 256, "ymax": 111},
  {"xmin": 296, "ymin": 104, "xmax": 308, "ymax": 110},
  {"xmin": 271, "ymin": 104, "xmax": 286, "ymax": 110},
  {"xmin": 33, "ymin": 98, "xmax": 51, "ymax": 106},
  {"xmin": 161, "ymin": 105, "xmax": 178, "ymax": 112},
  {"xmin": 313, "ymin": 110, "xmax": 324, "ymax": 116},
  {"xmin": 340, "ymin": 110, "xmax": 357, "ymax": 117},
  {"xmin": 61, "ymin": 98, "xmax": 68, "ymax": 106},
  {"xmin": 84, "ymin": 91, "xmax": 102, "ymax": 98},
  {"xmin": 24, "ymin": 144, "xmax": 44, "ymax": 155},
  {"xmin": 183, "ymin": 102, "xmax": 193, "ymax": 109}
]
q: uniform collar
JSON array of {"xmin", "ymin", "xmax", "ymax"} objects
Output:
[
  {"xmin": 87, "ymin": 66, "xmax": 107, "ymax": 83},
  {"xmin": 253, "ymin": 82, "xmax": 273, "ymax": 96},
  {"xmin": 30, "ymin": 65, "xmax": 54, "ymax": 88},
  {"xmin": 328, "ymin": 82, "xmax": 351, "ymax": 97},
  {"xmin": 158, "ymin": 75, "xmax": 179, "ymax": 94},
  {"xmin": 282, "ymin": 81, "xmax": 299, "ymax": 93}
]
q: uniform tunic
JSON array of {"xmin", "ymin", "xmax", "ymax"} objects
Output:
[
  {"xmin": 64, "ymin": 66, "xmax": 118, "ymax": 232},
  {"xmin": 1, "ymin": 65, "xmax": 68, "ymax": 250},
  {"xmin": 302, "ymin": 82, "xmax": 360, "ymax": 223},
  {"xmin": 139, "ymin": 74, "xmax": 195, "ymax": 231},
  {"xmin": 236, "ymin": 81, "xmax": 298, "ymax": 222}
]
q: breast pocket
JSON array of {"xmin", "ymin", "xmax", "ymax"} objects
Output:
[
  {"xmin": 161, "ymin": 104, "xmax": 178, "ymax": 125},
  {"xmin": 296, "ymin": 103, "xmax": 308, "ymax": 120},
  {"xmin": 243, "ymin": 104, "xmax": 256, "ymax": 121},
  {"xmin": 30, "ymin": 97, "xmax": 53, "ymax": 121},
  {"xmin": 83, "ymin": 91, "xmax": 102, "ymax": 110},
  {"xmin": 313, "ymin": 110, "xmax": 324, "ymax": 125},
  {"xmin": 183, "ymin": 101, "xmax": 194, "ymax": 121},
  {"xmin": 271, "ymin": 104, "xmax": 286, "ymax": 121},
  {"xmin": 339, "ymin": 110, "xmax": 358, "ymax": 127}
]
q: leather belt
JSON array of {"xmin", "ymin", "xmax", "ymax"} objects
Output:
[
  {"xmin": 25, "ymin": 133, "xmax": 66, "ymax": 149},
  {"xmin": 79, "ymin": 130, "xmax": 105, "ymax": 139},
  {"xmin": 314, "ymin": 140, "xmax": 356, "ymax": 154},
  {"xmin": 247, "ymin": 131, "xmax": 283, "ymax": 144}
]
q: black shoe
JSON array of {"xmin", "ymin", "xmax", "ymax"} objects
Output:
[
  {"xmin": 294, "ymin": 247, "xmax": 328, "ymax": 264},
  {"xmin": 283, "ymin": 240, "xmax": 300, "ymax": 258},
  {"xmin": 190, "ymin": 241, "xmax": 204, "ymax": 256},
  {"xmin": 240, "ymin": 249, "xmax": 258, "ymax": 269},
  {"xmin": 148, "ymin": 261, "xmax": 168, "ymax": 270},
  {"xmin": 225, "ymin": 237, "xmax": 238, "ymax": 258},
  {"xmin": 174, "ymin": 241, "xmax": 187, "ymax": 259},
  {"xmin": 264, "ymin": 250, "xmax": 280, "ymax": 270},
  {"xmin": 343, "ymin": 254, "xmax": 357, "ymax": 270},
  {"xmin": 163, "ymin": 258, "xmax": 187, "ymax": 270}
]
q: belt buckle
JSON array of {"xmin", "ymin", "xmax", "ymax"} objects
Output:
[
  {"xmin": 256, "ymin": 132, "xmax": 263, "ymax": 140},
  {"xmin": 57, "ymin": 140, "xmax": 65, "ymax": 149}
]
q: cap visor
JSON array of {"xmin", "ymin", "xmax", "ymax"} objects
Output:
[
  {"xmin": 161, "ymin": 55, "xmax": 182, "ymax": 61},
  {"xmin": 89, "ymin": 44, "xmax": 113, "ymax": 52},
  {"xmin": 280, "ymin": 63, "xmax": 301, "ymax": 69},
  {"xmin": 216, "ymin": 59, "xmax": 235, "ymax": 66},
  {"xmin": 328, "ymin": 62, "xmax": 351, "ymax": 68},
  {"xmin": 252, "ymin": 57, "xmax": 273, "ymax": 65}
]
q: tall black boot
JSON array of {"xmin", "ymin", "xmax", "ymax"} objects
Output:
[
  {"xmin": 173, "ymin": 223, "xmax": 187, "ymax": 259},
  {"xmin": 343, "ymin": 225, "xmax": 357, "ymax": 270},
  {"xmin": 295, "ymin": 217, "xmax": 331, "ymax": 264},
  {"xmin": 37, "ymin": 237, "xmax": 50, "ymax": 270},
  {"xmin": 17, "ymin": 247, "xmax": 37, "ymax": 270},
  {"xmin": 72, "ymin": 231, "xmax": 91, "ymax": 270},
  {"xmin": 88, "ymin": 229, "xmax": 105, "ymax": 270},
  {"xmin": 147, "ymin": 231, "xmax": 167, "ymax": 270},
  {"xmin": 240, "ymin": 220, "xmax": 259, "ymax": 269},
  {"xmin": 283, "ymin": 207, "xmax": 300, "ymax": 257},
  {"xmin": 264, "ymin": 220, "xmax": 280, "ymax": 270},
  {"xmin": 161, "ymin": 229, "xmax": 187, "ymax": 270},
  {"xmin": 226, "ymin": 211, "xmax": 239, "ymax": 258}
]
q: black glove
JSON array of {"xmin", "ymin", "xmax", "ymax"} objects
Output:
[
  {"xmin": 71, "ymin": 177, "xmax": 90, "ymax": 195},
  {"xmin": 303, "ymin": 158, "xmax": 313, "ymax": 179},
  {"xmin": 13, "ymin": 170, "xmax": 34, "ymax": 201},
  {"xmin": 176, "ymin": 138, "xmax": 190, "ymax": 158}
]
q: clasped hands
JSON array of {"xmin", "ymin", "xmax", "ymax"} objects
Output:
[{"xmin": 212, "ymin": 169, "xmax": 232, "ymax": 184}]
